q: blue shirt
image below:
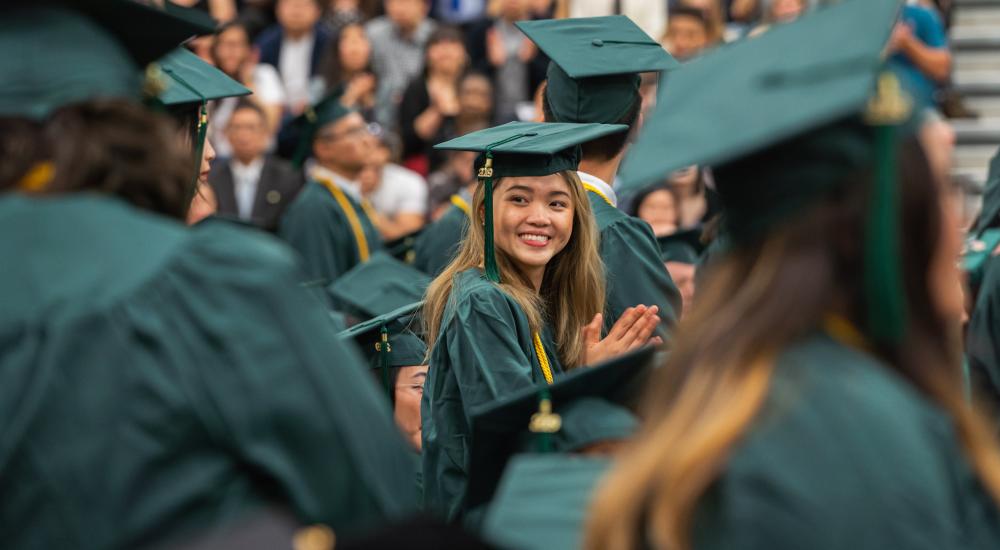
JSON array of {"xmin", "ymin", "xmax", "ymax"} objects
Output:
[{"xmin": 888, "ymin": 5, "xmax": 947, "ymax": 109}]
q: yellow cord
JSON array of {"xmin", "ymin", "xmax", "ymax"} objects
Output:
[
  {"xmin": 450, "ymin": 194, "xmax": 471, "ymax": 217},
  {"xmin": 582, "ymin": 183, "xmax": 613, "ymax": 206},
  {"xmin": 17, "ymin": 162, "xmax": 55, "ymax": 192},
  {"xmin": 316, "ymin": 177, "xmax": 370, "ymax": 262},
  {"xmin": 533, "ymin": 332, "xmax": 554, "ymax": 385},
  {"xmin": 822, "ymin": 314, "xmax": 872, "ymax": 353}
]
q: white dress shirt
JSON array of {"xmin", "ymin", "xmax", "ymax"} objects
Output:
[
  {"xmin": 279, "ymin": 33, "xmax": 314, "ymax": 110},
  {"xmin": 230, "ymin": 157, "xmax": 265, "ymax": 220},
  {"xmin": 577, "ymin": 170, "xmax": 618, "ymax": 208}
]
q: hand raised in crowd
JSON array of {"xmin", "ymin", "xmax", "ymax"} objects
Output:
[
  {"xmin": 428, "ymin": 79, "xmax": 460, "ymax": 117},
  {"xmin": 581, "ymin": 305, "xmax": 662, "ymax": 366},
  {"xmin": 486, "ymin": 27, "xmax": 507, "ymax": 67},
  {"xmin": 887, "ymin": 21, "xmax": 914, "ymax": 53},
  {"xmin": 239, "ymin": 47, "xmax": 260, "ymax": 87},
  {"xmin": 342, "ymin": 72, "xmax": 376, "ymax": 107},
  {"xmin": 518, "ymin": 39, "xmax": 537, "ymax": 63}
]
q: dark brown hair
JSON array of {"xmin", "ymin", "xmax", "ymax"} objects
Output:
[
  {"xmin": 43, "ymin": 99, "xmax": 194, "ymax": 220},
  {"xmin": 541, "ymin": 91, "xmax": 642, "ymax": 162},
  {"xmin": 0, "ymin": 117, "xmax": 48, "ymax": 190}
]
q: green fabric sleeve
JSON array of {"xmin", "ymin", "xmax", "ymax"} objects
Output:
[
  {"xmin": 413, "ymin": 206, "xmax": 468, "ymax": 276},
  {"xmin": 967, "ymin": 257, "xmax": 1000, "ymax": 419},
  {"xmin": 277, "ymin": 183, "xmax": 351, "ymax": 282},
  {"xmin": 599, "ymin": 215, "xmax": 680, "ymax": 339}
]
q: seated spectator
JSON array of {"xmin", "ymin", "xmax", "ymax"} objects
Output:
[
  {"xmin": 455, "ymin": 72, "xmax": 495, "ymax": 133},
  {"xmin": 661, "ymin": 5, "xmax": 712, "ymax": 61},
  {"xmin": 209, "ymin": 101, "xmax": 305, "ymax": 232},
  {"xmin": 256, "ymin": 0, "xmax": 331, "ymax": 115},
  {"xmin": 366, "ymin": 0, "xmax": 438, "ymax": 131},
  {"xmin": 427, "ymin": 149, "xmax": 477, "ymax": 220},
  {"xmin": 398, "ymin": 26, "xmax": 468, "ymax": 176},
  {"xmin": 566, "ymin": 0, "xmax": 666, "ymax": 43},
  {"xmin": 210, "ymin": 19, "xmax": 287, "ymax": 157},
  {"xmin": 887, "ymin": 0, "xmax": 951, "ymax": 111},
  {"xmin": 668, "ymin": 165, "xmax": 720, "ymax": 229},
  {"xmin": 322, "ymin": 0, "xmax": 380, "ymax": 36},
  {"xmin": 320, "ymin": 23, "xmax": 378, "ymax": 121},
  {"xmin": 360, "ymin": 134, "xmax": 429, "ymax": 240},
  {"xmin": 628, "ymin": 183, "xmax": 682, "ymax": 237},
  {"xmin": 466, "ymin": 0, "xmax": 547, "ymax": 123},
  {"xmin": 677, "ymin": 0, "xmax": 726, "ymax": 44}
]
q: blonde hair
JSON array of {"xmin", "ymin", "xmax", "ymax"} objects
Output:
[
  {"xmin": 585, "ymin": 142, "xmax": 1000, "ymax": 549},
  {"xmin": 423, "ymin": 170, "xmax": 604, "ymax": 369}
]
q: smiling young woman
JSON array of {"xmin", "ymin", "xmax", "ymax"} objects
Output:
[{"xmin": 420, "ymin": 122, "xmax": 662, "ymax": 520}]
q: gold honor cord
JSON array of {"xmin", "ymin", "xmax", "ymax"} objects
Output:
[
  {"xmin": 316, "ymin": 177, "xmax": 370, "ymax": 262},
  {"xmin": 450, "ymin": 194, "xmax": 471, "ymax": 217},
  {"xmin": 582, "ymin": 183, "xmax": 613, "ymax": 206},
  {"xmin": 532, "ymin": 332, "xmax": 554, "ymax": 384}
]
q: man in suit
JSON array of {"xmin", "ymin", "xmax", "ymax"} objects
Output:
[
  {"xmin": 210, "ymin": 101, "xmax": 304, "ymax": 232},
  {"xmin": 255, "ymin": 0, "xmax": 330, "ymax": 115}
]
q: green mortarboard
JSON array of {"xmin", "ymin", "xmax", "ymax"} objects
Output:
[
  {"xmin": 339, "ymin": 301, "xmax": 426, "ymax": 398},
  {"xmin": 286, "ymin": 92, "xmax": 354, "ymax": 167},
  {"xmin": 154, "ymin": 47, "xmax": 251, "ymax": 197},
  {"xmin": 327, "ymin": 252, "xmax": 432, "ymax": 319},
  {"xmin": 516, "ymin": 15, "xmax": 679, "ymax": 124},
  {"xmin": 620, "ymin": 0, "xmax": 910, "ymax": 344},
  {"xmin": 482, "ymin": 454, "xmax": 611, "ymax": 550},
  {"xmin": 435, "ymin": 121, "xmax": 627, "ymax": 282},
  {"xmin": 463, "ymin": 345, "xmax": 656, "ymax": 510},
  {"xmin": 384, "ymin": 228, "xmax": 425, "ymax": 265},
  {"xmin": 0, "ymin": 1, "xmax": 212, "ymax": 119},
  {"xmin": 658, "ymin": 228, "xmax": 704, "ymax": 264}
]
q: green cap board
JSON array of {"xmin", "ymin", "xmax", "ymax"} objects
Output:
[
  {"xmin": 327, "ymin": 252, "xmax": 432, "ymax": 320},
  {"xmin": 516, "ymin": 15, "xmax": 679, "ymax": 124},
  {"xmin": 482, "ymin": 454, "xmax": 612, "ymax": 550},
  {"xmin": 435, "ymin": 121, "xmax": 627, "ymax": 283},
  {"xmin": 339, "ymin": 301, "xmax": 426, "ymax": 399},
  {"xmin": 462, "ymin": 345, "xmax": 656, "ymax": 509},
  {"xmin": 0, "ymin": 1, "xmax": 213, "ymax": 119},
  {"xmin": 284, "ymin": 92, "xmax": 354, "ymax": 167},
  {"xmin": 619, "ymin": 0, "xmax": 910, "ymax": 343},
  {"xmin": 657, "ymin": 227, "xmax": 704, "ymax": 264}
]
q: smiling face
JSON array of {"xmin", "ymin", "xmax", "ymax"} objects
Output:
[{"xmin": 492, "ymin": 173, "xmax": 575, "ymax": 288}]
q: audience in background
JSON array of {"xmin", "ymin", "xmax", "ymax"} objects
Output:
[
  {"xmin": 567, "ymin": 0, "xmax": 666, "ymax": 42},
  {"xmin": 629, "ymin": 183, "xmax": 682, "ymax": 238},
  {"xmin": 257, "ymin": 0, "xmax": 331, "ymax": 114},
  {"xmin": 888, "ymin": 0, "xmax": 951, "ymax": 111},
  {"xmin": 210, "ymin": 19, "xmax": 286, "ymax": 156},
  {"xmin": 210, "ymin": 101, "xmax": 305, "ymax": 231},
  {"xmin": 322, "ymin": 0, "xmax": 380, "ymax": 36},
  {"xmin": 661, "ymin": 5, "xmax": 713, "ymax": 60},
  {"xmin": 361, "ymin": 134, "xmax": 429, "ymax": 239},
  {"xmin": 426, "ymin": 149, "xmax": 477, "ymax": 220},
  {"xmin": 466, "ymin": 0, "xmax": 547, "ymax": 123},
  {"xmin": 320, "ymin": 23, "xmax": 379, "ymax": 121},
  {"xmin": 398, "ymin": 26, "xmax": 469, "ymax": 175},
  {"xmin": 366, "ymin": 0, "xmax": 439, "ymax": 130}
]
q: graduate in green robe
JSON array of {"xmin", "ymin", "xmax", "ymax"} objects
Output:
[
  {"xmin": 517, "ymin": 15, "xmax": 683, "ymax": 338},
  {"xmin": 277, "ymin": 95, "xmax": 383, "ymax": 283},
  {"xmin": 420, "ymin": 122, "xmax": 663, "ymax": 522},
  {"xmin": 413, "ymin": 183, "xmax": 474, "ymax": 276},
  {"xmin": 585, "ymin": 1, "xmax": 1000, "ymax": 548},
  {"xmin": 0, "ymin": 5, "xmax": 416, "ymax": 548}
]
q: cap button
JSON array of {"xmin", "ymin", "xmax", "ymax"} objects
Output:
[{"xmin": 591, "ymin": 39, "xmax": 604, "ymax": 47}]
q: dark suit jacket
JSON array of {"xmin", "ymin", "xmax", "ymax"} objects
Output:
[
  {"xmin": 209, "ymin": 155, "xmax": 305, "ymax": 233},
  {"xmin": 255, "ymin": 23, "xmax": 331, "ymax": 78}
]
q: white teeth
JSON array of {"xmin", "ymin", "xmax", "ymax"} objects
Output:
[{"xmin": 520, "ymin": 234, "xmax": 549, "ymax": 243}]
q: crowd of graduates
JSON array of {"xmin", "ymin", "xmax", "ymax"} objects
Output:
[{"xmin": 5, "ymin": 0, "xmax": 1000, "ymax": 549}]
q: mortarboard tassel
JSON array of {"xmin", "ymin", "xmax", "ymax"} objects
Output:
[
  {"xmin": 377, "ymin": 325, "xmax": 392, "ymax": 398},
  {"xmin": 864, "ymin": 72, "xmax": 911, "ymax": 344}
]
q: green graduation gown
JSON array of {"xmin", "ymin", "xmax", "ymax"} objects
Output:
[
  {"xmin": 278, "ymin": 180, "xmax": 383, "ymax": 283},
  {"xmin": 0, "ymin": 195, "xmax": 416, "ymax": 548},
  {"xmin": 587, "ymin": 190, "xmax": 681, "ymax": 338},
  {"xmin": 692, "ymin": 334, "xmax": 1000, "ymax": 549},
  {"xmin": 413, "ymin": 200, "xmax": 470, "ymax": 277},
  {"xmin": 967, "ymin": 255, "xmax": 1000, "ymax": 416}
]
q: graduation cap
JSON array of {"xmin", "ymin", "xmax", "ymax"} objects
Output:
[
  {"xmin": 339, "ymin": 301, "xmax": 426, "ymax": 399},
  {"xmin": 658, "ymin": 227, "xmax": 704, "ymax": 264},
  {"xmin": 482, "ymin": 454, "xmax": 611, "ymax": 550},
  {"xmin": 154, "ymin": 47, "xmax": 251, "ymax": 192},
  {"xmin": 620, "ymin": 0, "xmax": 910, "ymax": 344},
  {"xmin": 434, "ymin": 121, "xmax": 627, "ymax": 282},
  {"xmin": 281, "ymin": 92, "xmax": 355, "ymax": 167},
  {"xmin": 516, "ymin": 16, "xmax": 679, "ymax": 124},
  {"xmin": 385, "ymin": 228, "xmax": 425, "ymax": 265},
  {"xmin": 0, "ymin": 1, "xmax": 213, "ymax": 119},
  {"xmin": 327, "ymin": 252, "xmax": 432, "ymax": 320},
  {"xmin": 462, "ymin": 345, "xmax": 656, "ymax": 510}
]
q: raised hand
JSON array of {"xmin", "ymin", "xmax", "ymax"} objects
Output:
[{"xmin": 581, "ymin": 305, "xmax": 662, "ymax": 366}]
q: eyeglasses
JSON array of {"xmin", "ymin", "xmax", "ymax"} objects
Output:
[{"xmin": 317, "ymin": 122, "xmax": 382, "ymax": 142}]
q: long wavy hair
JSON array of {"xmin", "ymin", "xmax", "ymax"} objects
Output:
[
  {"xmin": 423, "ymin": 170, "xmax": 604, "ymax": 369},
  {"xmin": 585, "ymin": 138, "xmax": 1000, "ymax": 550}
]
